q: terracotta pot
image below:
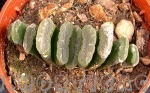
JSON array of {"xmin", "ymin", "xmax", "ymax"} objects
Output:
[
  {"xmin": 132, "ymin": 0, "xmax": 150, "ymax": 93},
  {"xmin": 0, "ymin": 0, "xmax": 29, "ymax": 93},
  {"xmin": 0, "ymin": 0, "xmax": 149, "ymax": 93}
]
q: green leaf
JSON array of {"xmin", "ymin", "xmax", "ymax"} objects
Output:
[
  {"xmin": 56, "ymin": 21, "xmax": 74, "ymax": 65},
  {"xmin": 65, "ymin": 25, "xmax": 82, "ymax": 69},
  {"xmin": 30, "ymin": 41, "xmax": 44, "ymax": 62},
  {"xmin": 23, "ymin": 23, "xmax": 45, "ymax": 63},
  {"xmin": 23, "ymin": 24, "xmax": 37, "ymax": 54},
  {"xmin": 36, "ymin": 18, "xmax": 56, "ymax": 62},
  {"xmin": 78, "ymin": 25, "xmax": 97, "ymax": 68},
  {"xmin": 11, "ymin": 19, "xmax": 27, "ymax": 45},
  {"xmin": 51, "ymin": 27, "xmax": 60, "ymax": 63},
  {"xmin": 99, "ymin": 37, "xmax": 129, "ymax": 70},
  {"xmin": 7, "ymin": 24, "xmax": 13, "ymax": 41},
  {"xmin": 122, "ymin": 44, "xmax": 139, "ymax": 67},
  {"xmin": 88, "ymin": 22, "xmax": 114, "ymax": 70}
]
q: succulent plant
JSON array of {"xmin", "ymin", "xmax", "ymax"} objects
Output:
[{"xmin": 7, "ymin": 19, "xmax": 139, "ymax": 70}]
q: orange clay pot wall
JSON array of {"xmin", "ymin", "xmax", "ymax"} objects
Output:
[{"xmin": 0, "ymin": 0, "xmax": 29, "ymax": 93}]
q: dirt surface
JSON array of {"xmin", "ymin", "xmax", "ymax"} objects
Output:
[{"xmin": 6, "ymin": 0, "xmax": 150, "ymax": 93}]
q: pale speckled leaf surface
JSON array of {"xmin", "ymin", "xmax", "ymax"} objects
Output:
[
  {"xmin": 78, "ymin": 25, "xmax": 96, "ymax": 68},
  {"xmin": 99, "ymin": 37, "xmax": 129, "ymax": 70},
  {"xmin": 123, "ymin": 44, "xmax": 139, "ymax": 67},
  {"xmin": 11, "ymin": 19, "xmax": 27, "ymax": 45},
  {"xmin": 56, "ymin": 21, "xmax": 74, "ymax": 65},
  {"xmin": 23, "ymin": 23, "xmax": 37, "ymax": 54},
  {"xmin": 88, "ymin": 22, "xmax": 114, "ymax": 70},
  {"xmin": 36, "ymin": 18, "xmax": 56, "ymax": 61},
  {"xmin": 65, "ymin": 25, "xmax": 82, "ymax": 69}
]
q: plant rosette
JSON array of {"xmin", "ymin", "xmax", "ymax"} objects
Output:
[{"xmin": 0, "ymin": 0, "xmax": 149, "ymax": 93}]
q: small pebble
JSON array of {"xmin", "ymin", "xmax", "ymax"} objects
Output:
[
  {"xmin": 59, "ymin": 0, "xmax": 74, "ymax": 12},
  {"xmin": 77, "ymin": 13, "xmax": 88, "ymax": 22},
  {"xmin": 21, "ymin": 73, "xmax": 26, "ymax": 77},
  {"xmin": 93, "ymin": 0, "xmax": 117, "ymax": 13},
  {"xmin": 122, "ymin": 0, "xmax": 130, "ymax": 3},
  {"xmin": 118, "ymin": 3, "xmax": 129, "ymax": 11},
  {"xmin": 77, "ymin": 0, "xmax": 88, "ymax": 4},
  {"xmin": 29, "ymin": 1, "xmax": 36, "ymax": 9},
  {"xmin": 115, "ymin": 19, "xmax": 134, "ymax": 41},
  {"xmin": 118, "ymin": 84, "xmax": 123, "ymax": 91},
  {"xmin": 19, "ymin": 53, "xmax": 25, "ymax": 61},
  {"xmin": 133, "ymin": 11, "xmax": 143, "ymax": 22},
  {"xmin": 140, "ymin": 56, "xmax": 150, "ymax": 65},
  {"xmin": 122, "ymin": 68, "xmax": 133, "ymax": 73}
]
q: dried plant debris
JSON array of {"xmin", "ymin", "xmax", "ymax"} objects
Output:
[
  {"xmin": 136, "ymin": 28, "xmax": 150, "ymax": 57},
  {"xmin": 118, "ymin": 3, "xmax": 130, "ymax": 11},
  {"xmin": 133, "ymin": 11, "xmax": 143, "ymax": 23},
  {"xmin": 140, "ymin": 56, "xmax": 150, "ymax": 65},
  {"xmin": 89, "ymin": 4, "xmax": 107, "ymax": 21},
  {"xmin": 77, "ymin": 0, "xmax": 89, "ymax": 4},
  {"xmin": 38, "ymin": 3, "xmax": 58, "ymax": 20},
  {"xmin": 77, "ymin": 13, "xmax": 88, "ymax": 22}
]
